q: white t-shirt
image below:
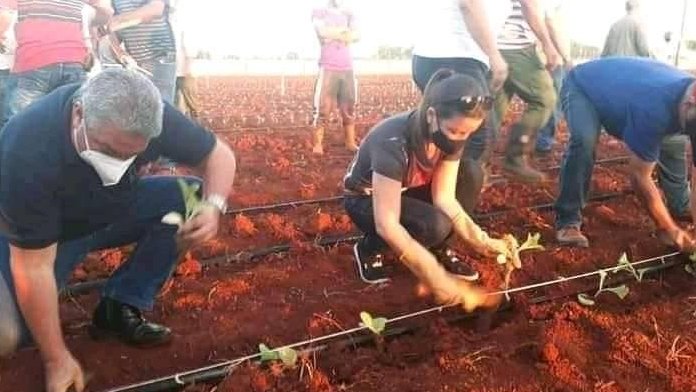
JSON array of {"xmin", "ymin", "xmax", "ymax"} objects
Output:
[
  {"xmin": 169, "ymin": 0, "xmax": 193, "ymax": 77},
  {"xmin": 412, "ymin": 0, "xmax": 512, "ymax": 67}
]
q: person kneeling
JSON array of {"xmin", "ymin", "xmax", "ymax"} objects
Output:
[{"xmin": 343, "ymin": 69, "xmax": 510, "ymax": 308}]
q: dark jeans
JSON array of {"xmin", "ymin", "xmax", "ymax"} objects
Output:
[
  {"xmin": 554, "ymin": 76, "xmax": 689, "ymax": 229},
  {"xmin": 3, "ymin": 63, "xmax": 86, "ymax": 125},
  {"xmin": 536, "ymin": 66, "xmax": 566, "ymax": 151},
  {"xmin": 0, "ymin": 176, "xmax": 199, "ymax": 351},
  {"xmin": 411, "ymin": 55, "xmax": 492, "ymax": 211},
  {"xmin": 344, "ymin": 186, "xmax": 452, "ymax": 256},
  {"xmin": 140, "ymin": 53, "xmax": 177, "ymax": 104}
]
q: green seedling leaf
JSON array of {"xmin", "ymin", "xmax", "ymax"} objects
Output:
[
  {"xmin": 177, "ymin": 179, "xmax": 203, "ymax": 220},
  {"xmin": 258, "ymin": 344, "xmax": 278, "ymax": 362},
  {"xmin": 603, "ymin": 285, "xmax": 630, "ymax": 300},
  {"xmin": 577, "ymin": 293, "xmax": 596, "ymax": 306},
  {"xmin": 496, "ymin": 253, "xmax": 507, "ymax": 265},
  {"xmin": 637, "ymin": 268, "xmax": 650, "ymax": 282},
  {"xmin": 360, "ymin": 311, "xmax": 387, "ymax": 335},
  {"xmin": 596, "ymin": 270, "xmax": 608, "ymax": 295},
  {"xmin": 161, "ymin": 212, "xmax": 184, "ymax": 227},
  {"xmin": 278, "ymin": 347, "xmax": 299, "ymax": 367},
  {"xmin": 613, "ymin": 253, "xmax": 640, "ymax": 281},
  {"xmin": 518, "ymin": 233, "xmax": 545, "ymax": 253},
  {"xmin": 686, "ymin": 263, "xmax": 696, "ymax": 277},
  {"xmin": 690, "ymin": 252, "xmax": 696, "ymax": 263}
]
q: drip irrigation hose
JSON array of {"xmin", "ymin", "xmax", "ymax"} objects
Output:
[
  {"xmin": 226, "ymin": 155, "xmax": 629, "ymax": 216},
  {"xmin": 101, "ymin": 251, "xmax": 686, "ymax": 392},
  {"xmin": 63, "ymin": 190, "xmax": 633, "ymax": 297}
]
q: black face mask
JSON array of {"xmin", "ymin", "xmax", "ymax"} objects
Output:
[{"xmin": 432, "ymin": 127, "xmax": 466, "ymax": 155}]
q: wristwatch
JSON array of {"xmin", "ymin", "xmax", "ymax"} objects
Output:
[{"xmin": 205, "ymin": 194, "xmax": 228, "ymax": 214}]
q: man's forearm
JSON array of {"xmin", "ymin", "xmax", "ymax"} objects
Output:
[
  {"xmin": 109, "ymin": 0, "xmax": 165, "ymax": 32},
  {"xmin": 631, "ymin": 173, "xmax": 679, "ymax": 232},
  {"xmin": 198, "ymin": 139, "xmax": 236, "ymax": 199},
  {"xmin": 85, "ymin": 0, "xmax": 114, "ymax": 26},
  {"xmin": 519, "ymin": 0, "xmax": 555, "ymax": 48},
  {"xmin": 546, "ymin": 16, "xmax": 571, "ymax": 63},
  {"xmin": 459, "ymin": 0, "xmax": 502, "ymax": 61},
  {"xmin": 380, "ymin": 223, "xmax": 449, "ymax": 285},
  {"xmin": 10, "ymin": 245, "xmax": 67, "ymax": 363}
]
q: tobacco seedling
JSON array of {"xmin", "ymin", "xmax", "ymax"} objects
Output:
[
  {"xmin": 359, "ymin": 311, "xmax": 387, "ymax": 335},
  {"xmin": 258, "ymin": 343, "xmax": 298, "ymax": 367},
  {"xmin": 498, "ymin": 233, "xmax": 545, "ymax": 298},
  {"xmin": 686, "ymin": 253, "xmax": 696, "ymax": 277},
  {"xmin": 578, "ymin": 253, "xmax": 642, "ymax": 307},
  {"xmin": 161, "ymin": 179, "xmax": 207, "ymax": 227}
]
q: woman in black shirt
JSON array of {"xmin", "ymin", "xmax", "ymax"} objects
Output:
[{"xmin": 343, "ymin": 69, "xmax": 511, "ymax": 309}]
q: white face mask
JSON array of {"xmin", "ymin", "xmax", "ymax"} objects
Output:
[{"xmin": 74, "ymin": 122, "xmax": 136, "ymax": 186}]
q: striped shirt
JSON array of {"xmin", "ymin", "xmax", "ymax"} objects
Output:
[
  {"xmin": 112, "ymin": 0, "xmax": 175, "ymax": 64},
  {"xmin": 0, "ymin": 0, "xmax": 87, "ymax": 73},
  {"xmin": 497, "ymin": 0, "xmax": 536, "ymax": 50}
]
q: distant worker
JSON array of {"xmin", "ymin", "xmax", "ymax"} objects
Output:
[
  {"xmin": 492, "ymin": 0, "xmax": 561, "ymax": 182},
  {"xmin": 535, "ymin": 0, "xmax": 573, "ymax": 154},
  {"xmin": 554, "ymin": 58, "xmax": 696, "ymax": 251},
  {"xmin": 310, "ymin": 0, "xmax": 360, "ymax": 155},
  {"xmin": 601, "ymin": 0, "xmax": 652, "ymax": 58},
  {"xmin": 170, "ymin": 0, "xmax": 198, "ymax": 118}
]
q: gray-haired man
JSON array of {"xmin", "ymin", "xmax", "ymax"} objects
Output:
[{"xmin": 0, "ymin": 68, "xmax": 236, "ymax": 392}]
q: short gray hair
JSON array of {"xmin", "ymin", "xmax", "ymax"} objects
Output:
[{"xmin": 78, "ymin": 68, "xmax": 163, "ymax": 139}]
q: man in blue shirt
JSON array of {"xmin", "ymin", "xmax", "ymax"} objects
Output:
[
  {"xmin": 0, "ymin": 69, "xmax": 236, "ymax": 392},
  {"xmin": 555, "ymin": 57, "xmax": 696, "ymax": 252}
]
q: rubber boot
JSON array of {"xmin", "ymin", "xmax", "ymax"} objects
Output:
[
  {"xmin": 456, "ymin": 158, "xmax": 486, "ymax": 213},
  {"xmin": 344, "ymin": 123, "xmax": 359, "ymax": 152},
  {"xmin": 312, "ymin": 126, "xmax": 324, "ymax": 155},
  {"xmin": 503, "ymin": 125, "xmax": 547, "ymax": 183}
]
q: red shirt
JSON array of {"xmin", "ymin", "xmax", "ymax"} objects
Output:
[{"xmin": 0, "ymin": 0, "xmax": 86, "ymax": 73}]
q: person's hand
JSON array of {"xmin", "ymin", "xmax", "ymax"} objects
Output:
[
  {"xmin": 45, "ymin": 351, "xmax": 85, "ymax": 392},
  {"xmin": 427, "ymin": 273, "xmax": 501, "ymax": 312},
  {"xmin": 542, "ymin": 43, "xmax": 562, "ymax": 71},
  {"xmin": 668, "ymin": 228, "xmax": 696, "ymax": 253},
  {"xmin": 177, "ymin": 205, "xmax": 221, "ymax": 249},
  {"xmin": 489, "ymin": 53, "xmax": 509, "ymax": 93}
]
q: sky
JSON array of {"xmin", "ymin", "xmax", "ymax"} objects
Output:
[{"xmin": 179, "ymin": 0, "xmax": 696, "ymax": 58}]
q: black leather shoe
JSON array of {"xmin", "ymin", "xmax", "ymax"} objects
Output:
[{"xmin": 90, "ymin": 298, "xmax": 172, "ymax": 347}]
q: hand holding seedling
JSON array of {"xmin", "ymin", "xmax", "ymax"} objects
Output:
[
  {"xmin": 162, "ymin": 180, "xmax": 221, "ymax": 248},
  {"xmin": 496, "ymin": 233, "xmax": 544, "ymax": 297}
]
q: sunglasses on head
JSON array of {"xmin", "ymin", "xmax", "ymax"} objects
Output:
[{"xmin": 443, "ymin": 96, "xmax": 494, "ymax": 114}]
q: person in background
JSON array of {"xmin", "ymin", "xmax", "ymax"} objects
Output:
[
  {"xmin": 310, "ymin": 0, "xmax": 360, "ymax": 155},
  {"xmin": 411, "ymin": 0, "xmax": 512, "ymax": 212},
  {"xmin": 170, "ymin": 0, "xmax": 197, "ymax": 118},
  {"xmin": 0, "ymin": 0, "xmax": 113, "ymax": 125},
  {"xmin": 493, "ymin": 0, "xmax": 561, "ymax": 182},
  {"xmin": 554, "ymin": 57, "xmax": 696, "ymax": 250},
  {"xmin": 0, "ymin": 8, "xmax": 15, "ymax": 124},
  {"xmin": 344, "ymin": 69, "xmax": 513, "ymax": 293},
  {"xmin": 601, "ymin": 0, "xmax": 651, "ymax": 58},
  {"xmin": 534, "ymin": 0, "xmax": 573, "ymax": 154},
  {"xmin": 110, "ymin": 0, "xmax": 177, "ymax": 103},
  {"xmin": 0, "ymin": 68, "xmax": 236, "ymax": 392},
  {"xmin": 657, "ymin": 31, "xmax": 678, "ymax": 66}
]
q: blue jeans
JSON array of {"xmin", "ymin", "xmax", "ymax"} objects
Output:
[
  {"xmin": 140, "ymin": 53, "xmax": 177, "ymax": 104},
  {"xmin": 3, "ymin": 63, "xmax": 86, "ymax": 124},
  {"xmin": 536, "ymin": 67, "xmax": 566, "ymax": 151},
  {"xmin": 0, "ymin": 176, "xmax": 198, "ymax": 350},
  {"xmin": 554, "ymin": 77, "xmax": 689, "ymax": 229}
]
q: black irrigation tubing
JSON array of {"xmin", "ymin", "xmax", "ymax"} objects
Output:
[
  {"xmin": 226, "ymin": 155, "xmax": 630, "ymax": 216},
  {"xmin": 101, "ymin": 252, "xmax": 687, "ymax": 392},
  {"xmin": 63, "ymin": 190, "xmax": 632, "ymax": 298}
]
